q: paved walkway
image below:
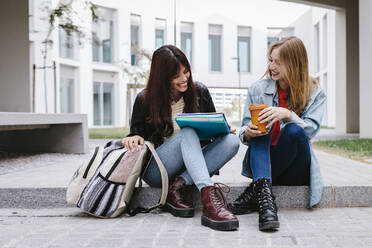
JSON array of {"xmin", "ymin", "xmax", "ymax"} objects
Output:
[
  {"xmin": 0, "ymin": 129, "xmax": 371, "ymax": 246},
  {"xmin": 1, "ymin": 207, "xmax": 372, "ymax": 248},
  {"xmin": 0, "ymin": 132, "xmax": 371, "ymax": 189}
]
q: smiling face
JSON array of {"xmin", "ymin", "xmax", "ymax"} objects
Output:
[
  {"xmin": 170, "ymin": 64, "xmax": 190, "ymax": 98},
  {"xmin": 269, "ymin": 48, "xmax": 282, "ymax": 82}
]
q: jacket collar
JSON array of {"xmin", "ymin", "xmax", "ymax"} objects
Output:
[{"xmin": 264, "ymin": 78, "xmax": 277, "ymax": 95}]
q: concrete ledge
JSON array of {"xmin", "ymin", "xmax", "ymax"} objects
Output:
[
  {"xmin": 1, "ymin": 185, "xmax": 372, "ymax": 209},
  {"xmin": 0, "ymin": 112, "xmax": 88, "ymax": 154},
  {"xmin": 0, "ymin": 112, "xmax": 87, "ymax": 126}
]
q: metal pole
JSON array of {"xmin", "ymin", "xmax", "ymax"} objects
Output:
[
  {"xmin": 237, "ymin": 57, "xmax": 242, "ymax": 119},
  {"xmin": 43, "ymin": 46, "xmax": 48, "ymax": 113},
  {"xmin": 53, "ymin": 61, "xmax": 57, "ymax": 113},
  {"xmin": 237, "ymin": 57, "xmax": 241, "ymax": 88},
  {"xmin": 232, "ymin": 56, "xmax": 242, "ymax": 119},
  {"xmin": 174, "ymin": 0, "xmax": 177, "ymax": 45},
  {"xmin": 32, "ymin": 64, "xmax": 36, "ymax": 112}
]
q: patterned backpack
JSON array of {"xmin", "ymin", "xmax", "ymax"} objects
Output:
[{"xmin": 66, "ymin": 140, "xmax": 168, "ymax": 218}]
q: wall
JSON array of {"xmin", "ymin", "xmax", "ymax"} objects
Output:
[
  {"xmin": 0, "ymin": 0, "xmax": 30, "ymax": 112},
  {"xmin": 289, "ymin": 7, "xmax": 337, "ymax": 127},
  {"xmin": 359, "ymin": 0, "xmax": 372, "ymax": 138}
]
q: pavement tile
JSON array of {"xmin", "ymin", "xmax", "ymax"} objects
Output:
[{"xmin": 1, "ymin": 207, "xmax": 372, "ymax": 248}]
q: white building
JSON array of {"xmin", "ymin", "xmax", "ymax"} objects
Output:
[
  {"xmin": 30, "ymin": 0, "xmax": 338, "ymax": 127},
  {"xmin": 286, "ymin": 7, "xmax": 336, "ymax": 127},
  {"xmin": 3, "ymin": 0, "xmax": 371, "ymax": 136}
]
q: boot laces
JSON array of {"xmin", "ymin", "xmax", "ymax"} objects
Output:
[
  {"xmin": 257, "ymin": 182, "xmax": 276, "ymax": 213},
  {"xmin": 236, "ymin": 184, "xmax": 253, "ymax": 201},
  {"xmin": 210, "ymin": 183, "xmax": 230, "ymax": 209}
]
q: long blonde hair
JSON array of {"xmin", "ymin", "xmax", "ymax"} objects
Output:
[{"xmin": 264, "ymin": 36, "xmax": 317, "ymax": 116}]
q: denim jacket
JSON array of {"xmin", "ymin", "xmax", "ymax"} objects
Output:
[{"xmin": 239, "ymin": 78, "xmax": 326, "ymax": 208}]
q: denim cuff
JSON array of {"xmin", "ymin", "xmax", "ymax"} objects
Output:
[{"xmin": 239, "ymin": 125, "xmax": 250, "ymax": 146}]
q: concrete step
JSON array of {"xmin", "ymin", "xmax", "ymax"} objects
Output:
[
  {"xmin": 1, "ymin": 139, "xmax": 372, "ymax": 209},
  {"xmin": 1, "ymin": 184, "xmax": 372, "ymax": 209}
]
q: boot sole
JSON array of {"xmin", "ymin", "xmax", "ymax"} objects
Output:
[
  {"xmin": 228, "ymin": 205, "xmax": 257, "ymax": 215},
  {"xmin": 259, "ymin": 221, "xmax": 280, "ymax": 231},
  {"xmin": 162, "ymin": 203, "xmax": 194, "ymax": 218},
  {"xmin": 201, "ymin": 215, "xmax": 239, "ymax": 231}
]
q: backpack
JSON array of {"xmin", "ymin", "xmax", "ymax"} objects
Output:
[{"xmin": 66, "ymin": 140, "xmax": 168, "ymax": 218}]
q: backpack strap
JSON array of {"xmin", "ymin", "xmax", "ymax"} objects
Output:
[
  {"xmin": 126, "ymin": 141, "xmax": 169, "ymax": 216},
  {"xmin": 144, "ymin": 141, "xmax": 169, "ymax": 208}
]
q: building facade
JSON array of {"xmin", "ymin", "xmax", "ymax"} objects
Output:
[
  {"xmin": 288, "ymin": 7, "xmax": 336, "ymax": 127},
  {"xmin": 30, "ymin": 0, "xmax": 338, "ymax": 127}
]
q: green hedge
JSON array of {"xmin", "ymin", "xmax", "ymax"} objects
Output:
[
  {"xmin": 313, "ymin": 138, "xmax": 372, "ymax": 162},
  {"xmin": 89, "ymin": 127, "xmax": 129, "ymax": 139}
]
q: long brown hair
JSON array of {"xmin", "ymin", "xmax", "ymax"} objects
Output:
[
  {"xmin": 264, "ymin": 36, "xmax": 317, "ymax": 116},
  {"xmin": 143, "ymin": 45, "xmax": 199, "ymax": 138}
]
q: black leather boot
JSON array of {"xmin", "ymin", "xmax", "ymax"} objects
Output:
[
  {"xmin": 228, "ymin": 183, "xmax": 258, "ymax": 215},
  {"xmin": 255, "ymin": 178, "xmax": 279, "ymax": 231}
]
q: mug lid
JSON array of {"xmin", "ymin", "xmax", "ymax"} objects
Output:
[{"xmin": 249, "ymin": 104, "xmax": 268, "ymax": 111}]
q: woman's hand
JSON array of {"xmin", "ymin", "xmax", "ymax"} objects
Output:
[
  {"xmin": 244, "ymin": 122, "xmax": 266, "ymax": 141},
  {"xmin": 122, "ymin": 135, "xmax": 144, "ymax": 152},
  {"xmin": 258, "ymin": 107, "xmax": 292, "ymax": 129},
  {"xmin": 230, "ymin": 126, "xmax": 236, "ymax": 134}
]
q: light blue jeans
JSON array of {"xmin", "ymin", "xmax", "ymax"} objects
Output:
[{"xmin": 143, "ymin": 127, "xmax": 240, "ymax": 191}]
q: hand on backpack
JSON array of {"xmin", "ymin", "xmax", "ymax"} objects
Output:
[{"xmin": 122, "ymin": 135, "xmax": 144, "ymax": 152}]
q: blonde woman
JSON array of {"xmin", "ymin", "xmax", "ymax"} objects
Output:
[{"xmin": 229, "ymin": 36, "xmax": 326, "ymax": 231}]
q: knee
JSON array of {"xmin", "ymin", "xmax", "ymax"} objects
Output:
[
  {"xmin": 222, "ymin": 133, "xmax": 240, "ymax": 156},
  {"xmin": 283, "ymin": 123, "xmax": 306, "ymax": 140},
  {"xmin": 180, "ymin": 126, "xmax": 198, "ymax": 138}
]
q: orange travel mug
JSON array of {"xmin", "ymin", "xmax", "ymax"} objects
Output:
[{"xmin": 249, "ymin": 104, "xmax": 268, "ymax": 133}]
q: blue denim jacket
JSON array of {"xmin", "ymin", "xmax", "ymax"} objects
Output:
[{"xmin": 239, "ymin": 78, "xmax": 326, "ymax": 208}]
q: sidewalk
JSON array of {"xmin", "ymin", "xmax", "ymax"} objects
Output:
[
  {"xmin": 1, "ymin": 207, "xmax": 372, "ymax": 248},
  {"xmin": 0, "ymin": 129, "xmax": 372, "ymax": 247},
  {"xmin": 0, "ymin": 129, "xmax": 371, "ymax": 209}
]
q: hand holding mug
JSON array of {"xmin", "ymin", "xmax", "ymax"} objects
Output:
[{"xmin": 258, "ymin": 107, "xmax": 292, "ymax": 129}]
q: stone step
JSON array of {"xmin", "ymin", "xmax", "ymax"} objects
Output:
[
  {"xmin": 1, "ymin": 185, "xmax": 371, "ymax": 209},
  {"xmin": 1, "ymin": 138, "xmax": 372, "ymax": 210}
]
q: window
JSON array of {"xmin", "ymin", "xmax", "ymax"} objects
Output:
[
  {"xmin": 155, "ymin": 30, "xmax": 164, "ymax": 49},
  {"xmin": 237, "ymin": 26, "xmax": 251, "ymax": 72},
  {"xmin": 59, "ymin": 65, "xmax": 75, "ymax": 113},
  {"xmin": 93, "ymin": 81, "xmax": 114, "ymax": 126},
  {"xmin": 267, "ymin": 27, "xmax": 294, "ymax": 48},
  {"xmin": 131, "ymin": 14, "xmax": 141, "ymax": 65},
  {"xmin": 59, "ymin": 28, "xmax": 74, "ymax": 59},
  {"xmin": 155, "ymin": 18, "xmax": 166, "ymax": 49},
  {"xmin": 181, "ymin": 22, "xmax": 193, "ymax": 65},
  {"xmin": 322, "ymin": 14, "xmax": 328, "ymax": 68},
  {"xmin": 208, "ymin": 24, "xmax": 222, "ymax": 72},
  {"xmin": 314, "ymin": 23, "xmax": 320, "ymax": 72},
  {"xmin": 60, "ymin": 77, "xmax": 74, "ymax": 113},
  {"xmin": 267, "ymin": 37, "xmax": 279, "ymax": 48},
  {"xmin": 92, "ymin": 8, "xmax": 114, "ymax": 63}
]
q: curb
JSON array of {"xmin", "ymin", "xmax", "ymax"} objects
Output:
[{"xmin": 1, "ymin": 185, "xmax": 372, "ymax": 209}]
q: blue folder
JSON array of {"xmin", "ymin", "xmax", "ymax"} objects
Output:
[{"xmin": 174, "ymin": 113, "xmax": 230, "ymax": 140}]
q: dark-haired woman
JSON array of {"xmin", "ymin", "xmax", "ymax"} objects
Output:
[{"xmin": 122, "ymin": 45, "xmax": 240, "ymax": 231}]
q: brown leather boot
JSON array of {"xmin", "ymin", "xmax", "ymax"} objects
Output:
[
  {"xmin": 163, "ymin": 176, "xmax": 194, "ymax": 217},
  {"xmin": 201, "ymin": 183, "xmax": 239, "ymax": 231}
]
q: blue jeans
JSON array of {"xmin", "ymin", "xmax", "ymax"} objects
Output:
[
  {"xmin": 243, "ymin": 123, "xmax": 311, "ymax": 186},
  {"xmin": 143, "ymin": 127, "xmax": 240, "ymax": 190}
]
